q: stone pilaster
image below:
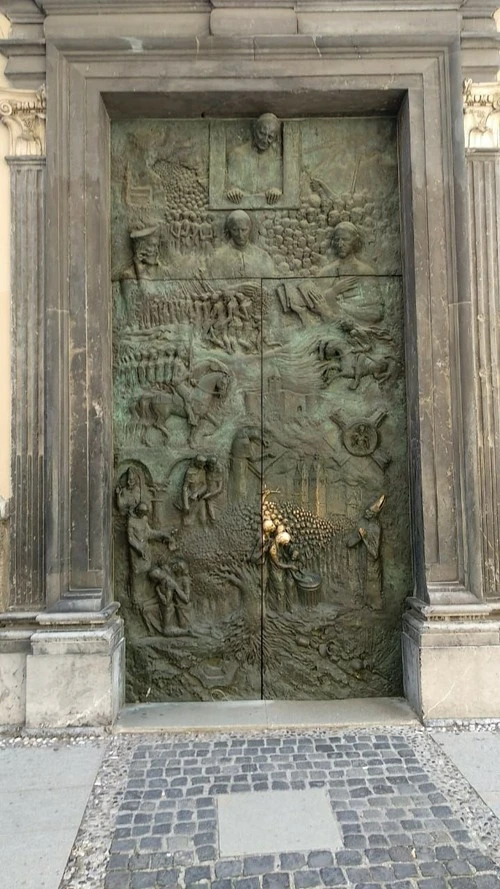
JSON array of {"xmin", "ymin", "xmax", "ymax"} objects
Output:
[
  {"xmin": 402, "ymin": 81, "xmax": 500, "ymax": 721},
  {"xmin": 464, "ymin": 80, "xmax": 500, "ymax": 598},
  {"xmin": 0, "ymin": 85, "xmax": 46, "ymax": 609}
]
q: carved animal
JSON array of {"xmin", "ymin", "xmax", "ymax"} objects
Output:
[
  {"xmin": 132, "ymin": 368, "xmax": 230, "ymax": 444},
  {"xmin": 319, "ymin": 339, "xmax": 398, "ymax": 390}
]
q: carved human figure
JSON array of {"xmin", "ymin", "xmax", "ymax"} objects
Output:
[
  {"xmin": 265, "ymin": 524, "xmax": 294, "ymax": 613},
  {"xmin": 206, "ymin": 210, "xmax": 277, "ymax": 278},
  {"xmin": 115, "ymin": 467, "xmax": 142, "ymax": 516},
  {"xmin": 149, "ymin": 558, "xmax": 190, "ymax": 632},
  {"xmin": 171, "ymin": 559, "xmax": 192, "ymax": 629},
  {"xmin": 226, "ymin": 113, "xmax": 282, "ymax": 205},
  {"xmin": 322, "ymin": 222, "xmax": 376, "ymax": 277},
  {"xmin": 229, "ymin": 426, "xmax": 263, "ymax": 501},
  {"xmin": 206, "ymin": 290, "xmax": 233, "ymax": 353},
  {"xmin": 346, "ymin": 494, "xmax": 385, "ymax": 609},
  {"xmin": 121, "ymin": 225, "xmax": 164, "ymax": 282},
  {"xmin": 126, "ymin": 502, "xmax": 171, "ymax": 632},
  {"xmin": 171, "ymin": 345, "xmax": 198, "ymax": 428},
  {"xmin": 180, "ymin": 454, "xmax": 208, "ymax": 526},
  {"xmin": 203, "ymin": 456, "xmax": 223, "ymax": 522}
]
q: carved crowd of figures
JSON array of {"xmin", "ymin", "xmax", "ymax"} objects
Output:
[{"xmin": 111, "ymin": 113, "xmax": 407, "ymax": 699}]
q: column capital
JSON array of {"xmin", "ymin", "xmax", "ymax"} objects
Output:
[
  {"xmin": 0, "ymin": 83, "xmax": 46, "ymax": 156},
  {"xmin": 463, "ymin": 78, "xmax": 500, "ymax": 149}
]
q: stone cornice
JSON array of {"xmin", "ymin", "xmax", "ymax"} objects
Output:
[
  {"xmin": 38, "ymin": 0, "xmax": 210, "ymax": 11},
  {"xmin": 0, "ymin": 84, "xmax": 46, "ymax": 155},
  {"xmin": 464, "ymin": 78, "xmax": 500, "ymax": 148},
  {"xmin": 0, "ymin": 1, "xmax": 44, "ymax": 22},
  {"xmin": 0, "ymin": 0, "xmax": 498, "ymax": 85},
  {"xmin": 2, "ymin": 0, "xmax": 495, "ymax": 12}
]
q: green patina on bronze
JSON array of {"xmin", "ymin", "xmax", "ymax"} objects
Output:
[{"xmin": 111, "ymin": 116, "xmax": 411, "ymax": 702}]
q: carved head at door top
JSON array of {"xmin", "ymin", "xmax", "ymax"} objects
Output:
[{"xmin": 252, "ymin": 113, "xmax": 281, "ymax": 153}]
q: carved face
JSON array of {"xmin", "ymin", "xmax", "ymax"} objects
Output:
[
  {"xmin": 228, "ymin": 212, "xmax": 251, "ymax": 248},
  {"xmin": 253, "ymin": 115, "xmax": 280, "ymax": 152},
  {"xmin": 332, "ymin": 224, "xmax": 360, "ymax": 259},
  {"xmin": 134, "ymin": 233, "xmax": 160, "ymax": 265}
]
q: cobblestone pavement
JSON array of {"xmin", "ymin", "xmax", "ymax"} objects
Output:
[{"xmin": 55, "ymin": 726, "xmax": 500, "ymax": 889}]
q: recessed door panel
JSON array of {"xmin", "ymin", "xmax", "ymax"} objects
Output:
[{"xmin": 111, "ymin": 116, "xmax": 411, "ymax": 702}]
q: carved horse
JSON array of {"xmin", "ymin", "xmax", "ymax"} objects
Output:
[
  {"xmin": 132, "ymin": 367, "xmax": 230, "ymax": 445},
  {"xmin": 319, "ymin": 339, "xmax": 398, "ymax": 390}
]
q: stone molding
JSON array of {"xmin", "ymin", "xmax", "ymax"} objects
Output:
[
  {"xmin": 1, "ymin": 2, "xmax": 498, "ymax": 85},
  {"xmin": 464, "ymin": 79, "xmax": 500, "ymax": 148},
  {"xmin": 0, "ymin": 84, "xmax": 46, "ymax": 155}
]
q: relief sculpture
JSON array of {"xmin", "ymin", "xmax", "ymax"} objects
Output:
[{"xmin": 112, "ymin": 115, "xmax": 411, "ymax": 703}]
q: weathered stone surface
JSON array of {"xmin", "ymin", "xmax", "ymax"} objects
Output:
[
  {"xmin": 403, "ymin": 609, "xmax": 500, "ymax": 719},
  {"xmin": 0, "ymin": 511, "xmax": 8, "ymax": 613},
  {"xmin": 0, "ymin": 637, "xmax": 29, "ymax": 725},
  {"xmin": 210, "ymin": 8, "xmax": 297, "ymax": 36},
  {"xmin": 25, "ymin": 617, "xmax": 124, "ymax": 727}
]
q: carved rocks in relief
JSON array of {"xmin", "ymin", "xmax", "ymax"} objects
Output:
[{"xmin": 111, "ymin": 116, "xmax": 410, "ymax": 703}]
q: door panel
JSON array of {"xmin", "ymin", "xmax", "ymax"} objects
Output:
[{"xmin": 111, "ymin": 116, "xmax": 411, "ymax": 702}]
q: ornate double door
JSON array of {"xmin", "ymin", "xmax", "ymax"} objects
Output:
[{"xmin": 111, "ymin": 115, "xmax": 411, "ymax": 702}]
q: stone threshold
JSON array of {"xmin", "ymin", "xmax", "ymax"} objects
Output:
[{"xmin": 114, "ymin": 696, "xmax": 419, "ymax": 733}]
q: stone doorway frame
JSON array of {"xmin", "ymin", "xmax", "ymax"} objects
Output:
[
  {"xmin": 4, "ymin": 3, "xmax": 499, "ymax": 726},
  {"xmin": 44, "ymin": 37, "xmax": 478, "ymax": 608}
]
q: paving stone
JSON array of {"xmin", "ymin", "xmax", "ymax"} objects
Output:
[
  {"xmin": 475, "ymin": 879, "xmax": 500, "ymax": 889},
  {"xmin": 319, "ymin": 867, "xmax": 346, "ymax": 886},
  {"xmin": 307, "ymin": 851, "xmax": 333, "ymax": 868},
  {"xmin": 196, "ymin": 844, "xmax": 217, "ymax": 861},
  {"xmin": 416, "ymin": 879, "xmax": 448, "ymax": 889},
  {"xmin": 185, "ymin": 864, "xmax": 211, "ymax": 883},
  {"xmin": 215, "ymin": 859, "xmax": 243, "ymax": 878},
  {"xmin": 233, "ymin": 878, "xmax": 261, "ymax": 889},
  {"xmin": 420, "ymin": 862, "xmax": 447, "ymax": 877},
  {"xmin": 156, "ymin": 870, "xmax": 181, "ymax": 888},
  {"xmin": 243, "ymin": 855, "xmax": 276, "ymax": 875},
  {"xmin": 263, "ymin": 874, "xmax": 291, "ymax": 889},
  {"xmin": 446, "ymin": 861, "xmax": 474, "ymax": 877},
  {"xmin": 336, "ymin": 851, "xmax": 363, "ymax": 866},
  {"xmin": 105, "ymin": 873, "xmax": 131, "ymax": 889},
  {"xmin": 130, "ymin": 872, "xmax": 157, "ymax": 889},
  {"xmin": 294, "ymin": 871, "xmax": 322, "ymax": 888}
]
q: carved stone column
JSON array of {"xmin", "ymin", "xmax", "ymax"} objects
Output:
[
  {"xmin": 402, "ymin": 80, "xmax": 500, "ymax": 721},
  {"xmin": 0, "ymin": 85, "xmax": 46, "ymax": 609},
  {"xmin": 0, "ymin": 85, "xmax": 46, "ymax": 726},
  {"xmin": 464, "ymin": 81, "xmax": 500, "ymax": 597}
]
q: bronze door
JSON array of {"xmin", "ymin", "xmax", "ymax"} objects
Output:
[{"xmin": 111, "ymin": 116, "xmax": 411, "ymax": 702}]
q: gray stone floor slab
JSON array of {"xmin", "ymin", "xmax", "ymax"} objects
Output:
[
  {"xmin": 433, "ymin": 732, "xmax": 500, "ymax": 822},
  {"xmin": 432, "ymin": 731, "xmax": 500, "ymax": 791},
  {"xmin": 217, "ymin": 788, "xmax": 343, "ymax": 856},
  {"xmin": 115, "ymin": 697, "xmax": 419, "ymax": 733},
  {"xmin": 0, "ymin": 742, "xmax": 107, "ymax": 889}
]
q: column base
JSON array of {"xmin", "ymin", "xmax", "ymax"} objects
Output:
[
  {"xmin": 0, "ymin": 625, "xmax": 34, "ymax": 726},
  {"xmin": 0, "ymin": 608, "xmax": 125, "ymax": 729},
  {"xmin": 402, "ymin": 598, "xmax": 500, "ymax": 721}
]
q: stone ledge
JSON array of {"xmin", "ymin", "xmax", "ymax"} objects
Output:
[{"xmin": 210, "ymin": 8, "xmax": 297, "ymax": 37}]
